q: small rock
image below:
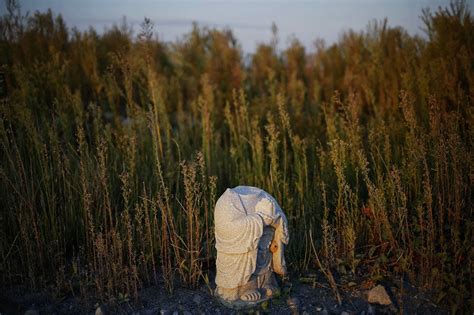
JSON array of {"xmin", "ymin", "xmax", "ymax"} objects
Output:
[
  {"xmin": 95, "ymin": 305, "xmax": 108, "ymax": 315},
  {"xmin": 24, "ymin": 310, "xmax": 39, "ymax": 315},
  {"xmin": 340, "ymin": 312, "xmax": 350, "ymax": 315},
  {"xmin": 367, "ymin": 305, "xmax": 375, "ymax": 315},
  {"xmin": 315, "ymin": 306, "xmax": 322, "ymax": 312},
  {"xmin": 287, "ymin": 297, "xmax": 300, "ymax": 310},
  {"xmin": 172, "ymin": 311, "xmax": 178, "ymax": 315},
  {"xmin": 367, "ymin": 285, "xmax": 392, "ymax": 305},
  {"xmin": 319, "ymin": 309, "xmax": 329, "ymax": 315},
  {"xmin": 160, "ymin": 310, "xmax": 170, "ymax": 315},
  {"xmin": 193, "ymin": 294, "xmax": 202, "ymax": 305}
]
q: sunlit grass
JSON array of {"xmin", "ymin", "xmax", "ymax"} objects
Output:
[{"xmin": 0, "ymin": 0, "xmax": 472, "ymax": 312}]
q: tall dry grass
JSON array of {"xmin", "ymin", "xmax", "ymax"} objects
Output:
[{"xmin": 0, "ymin": 0, "xmax": 472, "ymax": 312}]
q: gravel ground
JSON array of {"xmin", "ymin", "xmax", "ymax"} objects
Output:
[{"xmin": 0, "ymin": 271, "xmax": 447, "ymax": 314}]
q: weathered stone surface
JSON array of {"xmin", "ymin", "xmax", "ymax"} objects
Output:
[
  {"xmin": 367, "ymin": 285, "xmax": 392, "ymax": 305},
  {"xmin": 214, "ymin": 186, "xmax": 289, "ymax": 309}
]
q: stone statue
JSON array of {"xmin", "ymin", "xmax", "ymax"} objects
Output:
[{"xmin": 214, "ymin": 186, "xmax": 289, "ymax": 309}]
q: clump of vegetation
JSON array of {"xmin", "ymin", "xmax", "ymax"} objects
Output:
[{"xmin": 0, "ymin": 0, "xmax": 472, "ymax": 312}]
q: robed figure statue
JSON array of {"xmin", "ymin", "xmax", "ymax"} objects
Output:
[{"xmin": 214, "ymin": 186, "xmax": 289, "ymax": 308}]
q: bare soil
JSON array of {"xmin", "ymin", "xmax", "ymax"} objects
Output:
[{"xmin": 0, "ymin": 271, "xmax": 447, "ymax": 314}]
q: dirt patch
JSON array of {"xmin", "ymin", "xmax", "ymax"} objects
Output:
[{"xmin": 0, "ymin": 272, "xmax": 447, "ymax": 314}]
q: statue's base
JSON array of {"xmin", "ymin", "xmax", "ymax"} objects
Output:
[{"xmin": 215, "ymin": 293, "xmax": 272, "ymax": 310}]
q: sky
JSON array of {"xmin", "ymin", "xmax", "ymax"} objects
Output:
[{"xmin": 18, "ymin": 0, "xmax": 458, "ymax": 53}]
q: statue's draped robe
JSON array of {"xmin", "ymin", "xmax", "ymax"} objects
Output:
[{"xmin": 215, "ymin": 186, "xmax": 289, "ymax": 289}]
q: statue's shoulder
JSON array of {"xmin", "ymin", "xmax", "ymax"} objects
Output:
[
  {"xmin": 232, "ymin": 185, "xmax": 265, "ymax": 195},
  {"xmin": 216, "ymin": 188, "xmax": 241, "ymax": 210},
  {"xmin": 216, "ymin": 188, "xmax": 232, "ymax": 204}
]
